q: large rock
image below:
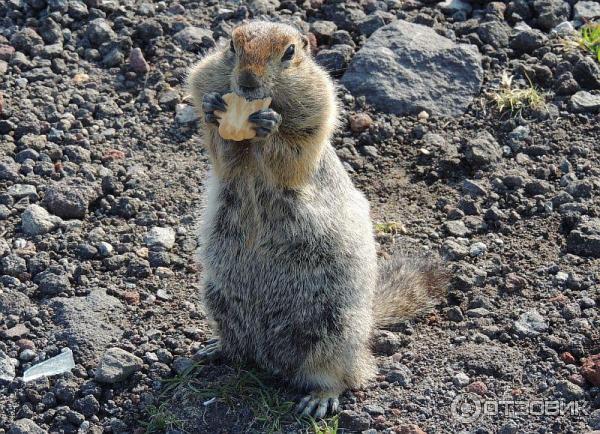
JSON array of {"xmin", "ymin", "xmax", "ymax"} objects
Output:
[
  {"xmin": 42, "ymin": 183, "xmax": 97, "ymax": 219},
  {"xmin": 173, "ymin": 27, "xmax": 215, "ymax": 52},
  {"xmin": 145, "ymin": 226, "xmax": 176, "ymax": 250},
  {"xmin": 464, "ymin": 131, "xmax": 502, "ymax": 169},
  {"xmin": 569, "ymin": 91, "xmax": 600, "ymax": 114},
  {"xmin": 7, "ymin": 419, "xmax": 45, "ymax": 434},
  {"xmin": 574, "ymin": 1, "xmax": 600, "ymax": 23},
  {"xmin": 47, "ymin": 290, "xmax": 125, "ymax": 359},
  {"xmin": 21, "ymin": 204, "xmax": 61, "ymax": 236},
  {"xmin": 341, "ymin": 20, "xmax": 483, "ymax": 117},
  {"xmin": 567, "ymin": 218, "xmax": 600, "ymax": 258},
  {"xmin": 95, "ymin": 347, "xmax": 143, "ymax": 383},
  {"xmin": 0, "ymin": 349, "xmax": 16, "ymax": 383}
]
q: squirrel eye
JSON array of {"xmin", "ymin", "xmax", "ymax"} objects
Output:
[
  {"xmin": 230, "ymin": 40, "xmax": 235, "ymax": 53},
  {"xmin": 282, "ymin": 44, "xmax": 295, "ymax": 62}
]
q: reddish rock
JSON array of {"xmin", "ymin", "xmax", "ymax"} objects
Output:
[
  {"xmin": 398, "ymin": 424, "xmax": 427, "ymax": 434},
  {"xmin": 307, "ymin": 32, "xmax": 318, "ymax": 53},
  {"xmin": 16, "ymin": 339, "xmax": 35, "ymax": 350},
  {"xmin": 129, "ymin": 47, "xmax": 149, "ymax": 74},
  {"xmin": 581, "ymin": 354, "xmax": 600, "ymax": 386},
  {"xmin": 0, "ymin": 44, "xmax": 15, "ymax": 61},
  {"xmin": 466, "ymin": 380, "xmax": 488, "ymax": 396},
  {"xmin": 103, "ymin": 149, "xmax": 126, "ymax": 160},
  {"xmin": 3, "ymin": 323, "xmax": 30, "ymax": 339},
  {"xmin": 568, "ymin": 373, "xmax": 586, "ymax": 387},
  {"xmin": 504, "ymin": 273, "xmax": 526, "ymax": 292},
  {"xmin": 561, "ymin": 352, "xmax": 576, "ymax": 364},
  {"xmin": 349, "ymin": 113, "xmax": 373, "ymax": 133},
  {"xmin": 123, "ymin": 291, "xmax": 140, "ymax": 305}
]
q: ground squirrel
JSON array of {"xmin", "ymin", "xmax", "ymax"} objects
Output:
[{"xmin": 188, "ymin": 21, "xmax": 448, "ymax": 418}]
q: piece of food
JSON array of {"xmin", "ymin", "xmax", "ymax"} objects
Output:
[{"xmin": 214, "ymin": 93, "xmax": 272, "ymax": 141}]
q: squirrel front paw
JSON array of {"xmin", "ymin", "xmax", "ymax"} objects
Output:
[
  {"xmin": 202, "ymin": 92, "xmax": 227, "ymax": 125},
  {"xmin": 249, "ymin": 108, "xmax": 282, "ymax": 138}
]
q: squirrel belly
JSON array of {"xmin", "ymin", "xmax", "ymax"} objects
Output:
[{"xmin": 198, "ymin": 145, "xmax": 378, "ymax": 390}]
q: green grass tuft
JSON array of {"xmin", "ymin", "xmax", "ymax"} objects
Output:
[
  {"xmin": 143, "ymin": 362, "xmax": 338, "ymax": 434},
  {"xmin": 490, "ymin": 72, "xmax": 546, "ymax": 115},
  {"xmin": 144, "ymin": 403, "xmax": 185, "ymax": 433},
  {"xmin": 580, "ymin": 22, "xmax": 600, "ymax": 62}
]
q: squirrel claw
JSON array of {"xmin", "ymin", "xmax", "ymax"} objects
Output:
[
  {"xmin": 249, "ymin": 108, "xmax": 282, "ymax": 137},
  {"xmin": 296, "ymin": 393, "xmax": 339, "ymax": 419},
  {"xmin": 193, "ymin": 339, "xmax": 222, "ymax": 361},
  {"xmin": 202, "ymin": 92, "xmax": 227, "ymax": 124}
]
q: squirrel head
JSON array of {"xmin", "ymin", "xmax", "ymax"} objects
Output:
[{"xmin": 228, "ymin": 22, "xmax": 311, "ymax": 100}]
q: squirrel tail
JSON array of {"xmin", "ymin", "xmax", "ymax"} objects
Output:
[{"xmin": 373, "ymin": 255, "xmax": 449, "ymax": 327}]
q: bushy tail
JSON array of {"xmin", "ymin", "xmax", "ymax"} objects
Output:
[{"xmin": 373, "ymin": 255, "xmax": 449, "ymax": 327}]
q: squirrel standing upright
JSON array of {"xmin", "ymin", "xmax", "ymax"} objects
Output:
[{"xmin": 188, "ymin": 21, "xmax": 448, "ymax": 418}]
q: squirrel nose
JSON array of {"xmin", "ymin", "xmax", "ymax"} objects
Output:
[{"xmin": 238, "ymin": 71, "xmax": 260, "ymax": 92}]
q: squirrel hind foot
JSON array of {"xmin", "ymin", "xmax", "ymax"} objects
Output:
[
  {"xmin": 296, "ymin": 392, "xmax": 340, "ymax": 419},
  {"xmin": 193, "ymin": 338, "xmax": 222, "ymax": 362}
]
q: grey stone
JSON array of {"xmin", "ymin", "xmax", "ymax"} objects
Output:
[
  {"xmin": 0, "ymin": 350, "xmax": 16, "ymax": 383},
  {"xmin": 569, "ymin": 91, "xmax": 600, "ymax": 113},
  {"xmin": 385, "ymin": 364, "xmax": 412, "ymax": 386},
  {"xmin": 1, "ymin": 254, "xmax": 27, "ymax": 277},
  {"xmin": 372, "ymin": 330, "xmax": 404, "ymax": 355},
  {"xmin": 129, "ymin": 47, "xmax": 149, "ymax": 74},
  {"xmin": 341, "ymin": 20, "xmax": 482, "ymax": 117},
  {"xmin": 439, "ymin": 0, "xmax": 472, "ymax": 13},
  {"xmin": 574, "ymin": 1, "xmax": 600, "ymax": 23},
  {"xmin": 21, "ymin": 204, "xmax": 61, "ymax": 236},
  {"xmin": 0, "ymin": 158, "xmax": 20, "ymax": 181},
  {"xmin": 35, "ymin": 270, "xmax": 71, "ymax": 295},
  {"xmin": 86, "ymin": 18, "xmax": 116, "ymax": 46},
  {"xmin": 7, "ymin": 419, "xmax": 45, "ymax": 434},
  {"xmin": 453, "ymin": 372, "xmax": 470, "ymax": 387},
  {"xmin": 310, "ymin": 20, "xmax": 337, "ymax": 44},
  {"xmin": 315, "ymin": 44, "xmax": 354, "ymax": 76},
  {"xmin": 567, "ymin": 218, "xmax": 600, "ymax": 258},
  {"xmin": 533, "ymin": 0, "xmax": 571, "ymax": 31},
  {"xmin": 10, "ymin": 28, "xmax": 44, "ymax": 54},
  {"xmin": 8, "ymin": 184, "xmax": 38, "ymax": 200},
  {"xmin": 589, "ymin": 409, "xmax": 600, "ymax": 430},
  {"xmin": 174, "ymin": 27, "xmax": 215, "ymax": 52},
  {"xmin": 47, "ymin": 290, "xmax": 125, "ymax": 358},
  {"xmin": 144, "ymin": 226, "xmax": 175, "ymax": 249},
  {"xmin": 42, "ymin": 183, "xmax": 96, "ymax": 219},
  {"xmin": 514, "ymin": 310, "xmax": 548, "ymax": 336},
  {"xmin": 464, "ymin": 132, "xmax": 502, "ymax": 169},
  {"xmin": 103, "ymin": 48, "xmax": 124, "ymax": 67},
  {"xmin": 175, "ymin": 104, "xmax": 199, "ymax": 124},
  {"xmin": 478, "ymin": 21, "xmax": 511, "ymax": 48},
  {"xmin": 338, "ymin": 410, "xmax": 371, "ymax": 431},
  {"xmin": 555, "ymin": 380, "xmax": 585, "ymax": 401},
  {"xmin": 63, "ymin": 145, "xmax": 91, "ymax": 163},
  {"xmin": 248, "ymin": 0, "xmax": 280, "ymax": 14},
  {"xmin": 510, "ymin": 28, "xmax": 547, "ymax": 54},
  {"xmin": 95, "ymin": 347, "xmax": 143, "ymax": 383},
  {"xmin": 444, "ymin": 220, "xmax": 470, "ymax": 237}
]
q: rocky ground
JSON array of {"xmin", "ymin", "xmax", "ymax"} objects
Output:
[{"xmin": 1, "ymin": 0, "xmax": 600, "ymax": 433}]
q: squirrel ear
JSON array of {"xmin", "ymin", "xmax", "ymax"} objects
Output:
[{"xmin": 301, "ymin": 35, "xmax": 309, "ymax": 50}]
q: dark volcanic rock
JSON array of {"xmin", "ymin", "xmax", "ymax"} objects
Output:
[
  {"xmin": 566, "ymin": 218, "xmax": 600, "ymax": 258},
  {"xmin": 341, "ymin": 20, "xmax": 483, "ymax": 117},
  {"xmin": 47, "ymin": 290, "xmax": 125, "ymax": 359}
]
